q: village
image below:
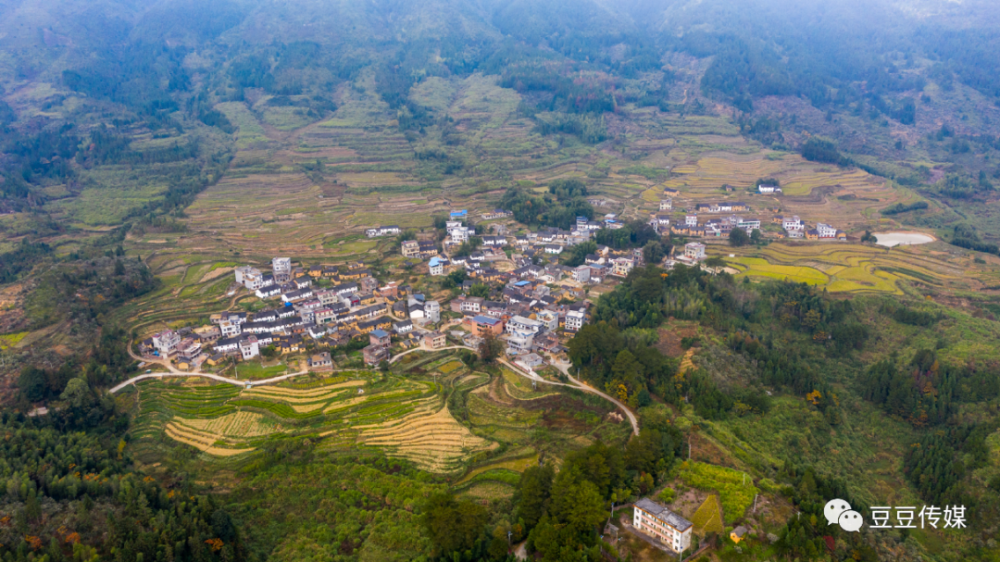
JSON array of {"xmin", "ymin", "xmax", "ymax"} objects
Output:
[{"xmin": 138, "ymin": 178, "xmax": 849, "ymax": 392}]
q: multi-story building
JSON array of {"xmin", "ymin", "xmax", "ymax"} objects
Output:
[
  {"xmin": 782, "ymin": 216, "xmax": 804, "ymax": 231},
  {"xmin": 506, "ymin": 315, "xmax": 544, "ymax": 335},
  {"xmin": 817, "ymin": 223, "xmax": 839, "ymax": 239},
  {"xmin": 401, "ymin": 240, "xmax": 421, "ymax": 258},
  {"xmin": 684, "ymin": 242, "xmax": 707, "ymax": 261},
  {"xmin": 424, "ymin": 331, "xmax": 446, "ymax": 349},
  {"xmin": 424, "ymin": 300, "xmax": 441, "ymax": 323},
  {"xmin": 464, "ymin": 315, "xmax": 504, "ymax": 337},
  {"xmin": 565, "ymin": 309, "xmax": 586, "ymax": 332},
  {"xmin": 633, "ymin": 498, "xmax": 693, "ymax": 554},
  {"xmin": 272, "ymin": 258, "xmax": 292, "ymax": 283},
  {"xmin": 429, "ymin": 256, "xmax": 446, "ymax": 276},
  {"xmin": 685, "ymin": 214, "xmax": 698, "ymax": 227},
  {"xmin": 152, "ymin": 330, "xmax": 181, "ymax": 357},
  {"xmin": 610, "ymin": 257, "xmax": 634, "ymax": 278},
  {"xmin": 239, "ymin": 335, "xmax": 260, "ymax": 360},
  {"xmin": 659, "ymin": 199, "xmax": 673, "ymax": 211}
]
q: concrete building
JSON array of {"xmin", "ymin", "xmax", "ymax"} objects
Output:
[
  {"xmin": 424, "ymin": 300, "xmax": 441, "ymax": 323},
  {"xmin": 684, "ymin": 242, "xmax": 707, "ymax": 261},
  {"xmin": 633, "ymin": 498, "xmax": 693, "ymax": 554},
  {"xmin": 424, "ymin": 331, "xmax": 446, "ymax": 349},
  {"xmin": 464, "ymin": 315, "xmax": 504, "ymax": 337},
  {"xmin": 239, "ymin": 336, "xmax": 260, "ymax": 360},
  {"xmin": 565, "ymin": 309, "xmax": 586, "ymax": 332},
  {"xmin": 272, "ymin": 257, "xmax": 292, "ymax": 283},
  {"xmin": 506, "ymin": 315, "xmax": 544, "ymax": 335},
  {"xmin": 152, "ymin": 330, "xmax": 181, "ymax": 357}
]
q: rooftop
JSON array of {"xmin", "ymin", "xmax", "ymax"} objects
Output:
[{"xmin": 634, "ymin": 498, "xmax": 693, "ymax": 532}]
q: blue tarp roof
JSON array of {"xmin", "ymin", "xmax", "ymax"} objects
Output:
[{"xmin": 372, "ymin": 329, "xmax": 390, "ymax": 338}]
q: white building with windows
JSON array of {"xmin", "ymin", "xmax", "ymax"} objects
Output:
[
  {"xmin": 239, "ymin": 336, "xmax": 260, "ymax": 360},
  {"xmin": 758, "ymin": 185, "xmax": 782, "ymax": 194},
  {"xmin": 782, "ymin": 216, "xmax": 804, "ymax": 231},
  {"xmin": 817, "ymin": 223, "xmax": 839, "ymax": 239},
  {"xmin": 365, "ymin": 225, "xmax": 401, "ymax": 238},
  {"xmin": 565, "ymin": 309, "xmax": 586, "ymax": 332},
  {"xmin": 659, "ymin": 199, "xmax": 673, "ymax": 211},
  {"xmin": 506, "ymin": 315, "xmax": 544, "ymax": 335},
  {"xmin": 633, "ymin": 498, "xmax": 693, "ymax": 554},
  {"xmin": 152, "ymin": 330, "xmax": 181, "ymax": 357},
  {"xmin": 272, "ymin": 257, "xmax": 292, "ymax": 283},
  {"xmin": 684, "ymin": 242, "xmax": 707, "ymax": 261}
]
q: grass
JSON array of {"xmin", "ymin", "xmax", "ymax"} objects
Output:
[
  {"xmin": 678, "ymin": 461, "xmax": 759, "ymax": 524},
  {"xmin": 0, "ymin": 331, "xmax": 28, "ymax": 349},
  {"xmin": 690, "ymin": 494, "xmax": 725, "ymax": 535}
]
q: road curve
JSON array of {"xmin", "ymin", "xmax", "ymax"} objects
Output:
[{"xmin": 113, "ymin": 342, "xmax": 640, "ymax": 435}]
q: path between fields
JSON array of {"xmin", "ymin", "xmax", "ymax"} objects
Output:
[{"xmin": 112, "ymin": 342, "xmax": 640, "ymax": 435}]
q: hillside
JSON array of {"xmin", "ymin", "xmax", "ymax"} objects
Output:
[{"xmin": 0, "ymin": 1, "xmax": 999, "ymax": 561}]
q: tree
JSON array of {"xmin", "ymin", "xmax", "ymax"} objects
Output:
[
  {"xmin": 18, "ymin": 366, "xmax": 49, "ymax": 402},
  {"xmin": 468, "ymin": 283, "xmax": 490, "ymax": 298},
  {"xmin": 643, "ymin": 240, "xmax": 668, "ymax": 264},
  {"xmin": 479, "ymin": 332, "xmax": 503, "ymax": 364},
  {"xmin": 729, "ymin": 228, "xmax": 750, "ymax": 247},
  {"xmin": 515, "ymin": 465, "xmax": 555, "ymax": 530},
  {"xmin": 421, "ymin": 493, "xmax": 488, "ymax": 557}
]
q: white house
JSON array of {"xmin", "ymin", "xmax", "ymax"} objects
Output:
[
  {"xmin": 684, "ymin": 242, "xmax": 707, "ymax": 261},
  {"xmin": 610, "ymin": 257, "xmax": 634, "ymax": 278},
  {"xmin": 817, "ymin": 223, "xmax": 838, "ymax": 239},
  {"xmin": 152, "ymin": 330, "xmax": 181, "ymax": 357},
  {"xmin": 239, "ymin": 336, "xmax": 260, "ymax": 360},
  {"xmin": 537, "ymin": 310, "xmax": 560, "ymax": 332},
  {"xmin": 737, "ymin": 218, "xmax": 761, "ymax": 232},
  {"xmin": 235, "ymin": 266, "xmax": 268, "ymax": 290},
  {"xmin": 633, "ymin": 498, "xmax": 693, "ymax": 554},
  {"xmin": 758, "ymin": 185, "xmax": 782, "ymax": 194},
  {"xmin": 685, "ymin": 214, "xmax": 698, "ymax": 227},
  {"xmin": 783, "ymin": 216, "xmax": 804, "ymax": 231},
  {"xmin": 565, "ymin": 309, "xmax": 586, "ymax": 332},
  {"xmin": 429, "ymin": 256, "xmax": 446, "ymax": 276},
  {"xmin": 481, "ymin": 236, "xmax": 507, "ymax": 247},
  {"xmin": 659, "ymin": 199, "xmax": 673, "ymax": 211},
  {"xmin": 424, "ymin": 300, "xmax": 441, "ymax": 323},
  {"xmin": 272, "ymin": 257, "xmax": 292, "ymax": 283},
  {"xmin": 544, "ymin": 245, "xmax": 563, "ymax": 255},
  {"xmin": 573, "ymin": 265, "xmax": 591, "ymax": 284},
  {"xmin": 220, "ymin": 321, "xmax": 241, "ymax": 338},
  {"xmin": 506, "ymin": 315, "xmax": 544, "ymax": 335},
  {"xmin": 365, "ymin": 225, "xmax": 401, "ymax": 238}
]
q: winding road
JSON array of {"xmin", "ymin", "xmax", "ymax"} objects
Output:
[{"xmin": 111, "ymin": 340, "xmax": 640, "ymax": 435}]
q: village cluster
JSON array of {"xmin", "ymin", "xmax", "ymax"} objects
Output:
[
  {"xmin": 138, "ymin": 210, "xmax": 602, "ymax": 374},
  {"xmin": 139, "ymin": 181, "xmax": 846, "ymax": 380},
  {"xmin": 653, "ymin": 185, "xmax": 847, "ymax": 241}
]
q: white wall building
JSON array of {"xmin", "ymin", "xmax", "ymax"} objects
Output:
[
  {"xmin": 633, "ymin": 498, "xmax": 693, "ymax": 554},
  {"xmin": 272, "ymin": 257, "xmax": 292, "ymax": 283},
  {"xmin": 565, "ymin": 309, "xmax": 586, "ymax": 332}
]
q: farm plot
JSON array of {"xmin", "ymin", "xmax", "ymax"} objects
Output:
[
  {"xmin": 131, "ymin": 373, "xmax": 503, "ymax": 472},
  {"xmin": 719, "ymin": 241, "xmax": 983, "ymax": 295},
  {"xmin": 355, "ymin": 406, "xmax": 497, "ymax": 473}
]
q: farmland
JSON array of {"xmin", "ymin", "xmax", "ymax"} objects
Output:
[
  {"xmin": 127, "ymin": 354, "xmax": 630, "ymax": 481},
  {"xmin": 715, "ymin": 240, "xmax": 994, "ymax": 295}
]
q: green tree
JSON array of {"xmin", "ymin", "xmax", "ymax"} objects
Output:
[
  {"xmin": 479, "ymin": 331, "xmax": 503, "ymax": 364},
  {"xmin": 729, "ymin": 228, "xmax": 750, "ymax": 247},
  {"xmin": 515, "ymin": 465, "xmax": 554, "ymax": 530},
  {"xmin": 421, "ymin": 493, "xmax": 488, "ymax": 557}
]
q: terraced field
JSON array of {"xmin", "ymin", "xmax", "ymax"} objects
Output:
[
  {"xmin": 718, "ymin": 241, "xmax": 988, "ymax": 295},
  {"xmin": 129, "ymin": 372, "xmax": 496, "ymax": 472}
]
